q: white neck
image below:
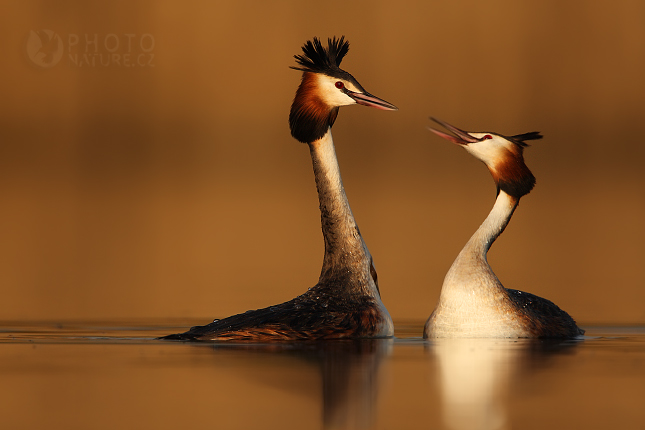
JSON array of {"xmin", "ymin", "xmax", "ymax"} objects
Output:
[
  {"xmin": 440, "ymin": 191, "xmax": 518, "ymax": 307},
  {"xmin": 426, "ymin": 191, "xmax": 526, "ymax": 337},
  {"xmin": 460, "ymin": 190, "xmax": 518, "ymax": 260}
]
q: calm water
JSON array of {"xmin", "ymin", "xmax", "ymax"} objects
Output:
[{"xmin": 1, "ymin": 322, "xmax": 644, "ymax": 430}]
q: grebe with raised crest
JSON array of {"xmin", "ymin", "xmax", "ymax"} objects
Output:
[{"xmin": 161, "ymin": 37, "xmax": 397, "ymax": 341}]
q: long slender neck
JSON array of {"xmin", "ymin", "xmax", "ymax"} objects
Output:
[
  {"xmin": 308, "ymin": 128, "xmax": 373, "ymax": 292},
  {"xmin": 463, "ymin": 190, "xmax": 519, "ymax": 259},
  {"xmin": 444, "ymin": 190, "xmax": 519, "ymax": 291}
]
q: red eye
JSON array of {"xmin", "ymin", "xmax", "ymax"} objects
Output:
[
  {"xmin": 335, "ymin": 81, "xmax": 344, "ymax": 89},
  {"xmin": 483, "ymin": 135, "xmax": 493, "ymax": 140}
]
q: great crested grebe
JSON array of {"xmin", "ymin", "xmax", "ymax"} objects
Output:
[
  {"xmin": 424, "ymin": 118, "xmax": 584, "ymax": 338},
  {"xmin": 161, "ymin": 37, "xmax": 397, "ymax": 341}
]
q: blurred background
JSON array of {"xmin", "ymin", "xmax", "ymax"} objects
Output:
[{"xmin": 1, "ymin": 0, "xmax": 644, "ymax": 326}]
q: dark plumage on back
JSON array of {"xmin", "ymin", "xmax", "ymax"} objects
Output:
[{"xmin": 161, "ymin": 294, "xmax": 385, "ymax": 341}]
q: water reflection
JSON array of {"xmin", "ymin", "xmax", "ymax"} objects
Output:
[
  {"xmin": 205, "ymin": 339, "xmax": 392, "ymax": 429},
  {"xmin": 431, "ymin": 338, "xmax": 580, "ymax": 430}
]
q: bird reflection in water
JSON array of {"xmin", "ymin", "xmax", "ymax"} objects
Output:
[
  {"xmin": 430, "ymin": 338, "xmax": 580, "ymax": 430},
  {"xmin": 205, "ymin": 338, "xmax": 392, "ymax": 429}
]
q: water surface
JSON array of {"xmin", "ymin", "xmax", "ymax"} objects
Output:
[{"xmin": 1, "ymin": 322, "xmax": 644, "ymax": 429}]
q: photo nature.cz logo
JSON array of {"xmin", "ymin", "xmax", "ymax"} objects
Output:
[
  {"xmin": 26, "ymin": 29, "xmax": 155, "ymax": 69},
  {"xmin": 26, "ymin": 29, "xmax": 64, "ymax": 68}
]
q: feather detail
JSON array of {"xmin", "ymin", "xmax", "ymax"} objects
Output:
[
  {"xmin": 291, "ymin": 36, "xmax": 350, "ymax": 73},
  {"xmin": 510, "ymin": 131, "xmax": 543, "ymax": 145},
  {"xmin": 491, "ymin": 151, "xmax": 536, "ymax": 198},
  {"xmin": 289, "ymin": 73, "xmax": 339, "ymax": 143},
  {"xmin": 160, "ymin": 294, "xmax": 387, "ymax": 341}
]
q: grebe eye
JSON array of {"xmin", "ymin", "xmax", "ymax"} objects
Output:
[
  {"xmin": 482, "ymin": 135, "xmax": 493, "ymax": 140},
  {"xmin": 335, "ymin": 81, "xmax": 344, "ymax": 89}
]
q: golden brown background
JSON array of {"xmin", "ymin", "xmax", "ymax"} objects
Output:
[{"xmin": 1, "ymin": 0, "xmax": 644, "ymax": 325}]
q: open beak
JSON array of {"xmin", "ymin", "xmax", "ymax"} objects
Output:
[
  {"xmin": 347, "ymin": 90, "xmax": 398, "ymax": 111},
  {"xmin": 428, "ymin": 117, "xmax": 479, "ymax": 145}
]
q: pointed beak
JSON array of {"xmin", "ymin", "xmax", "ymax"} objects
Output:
[
  {"xmin": 347, "ymin": 90, "xmax": 398, "ymax": 111},
  {"xmin": 428, "ymin": 117, "xmax": 479, "ymax": 145}
]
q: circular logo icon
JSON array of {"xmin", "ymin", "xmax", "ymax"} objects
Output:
[{"xmin": 26, "ymin": 29, "xmax": 63, "ymax": 68}]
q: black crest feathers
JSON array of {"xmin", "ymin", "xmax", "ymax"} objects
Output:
[
  {"xmin": 291, "ymin": 36, "xmax": 350, "ymax": 75},
  {"xmin": 509, "ymin": 131, "xmax": 543, "ymax": 147}
]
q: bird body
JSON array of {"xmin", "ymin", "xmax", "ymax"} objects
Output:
[
  {"xmin": 424, "ymin": 118, "xmax": 583, "ymax": 339},
  {"xmin": 161, "ymin": 37, "xmax": 395, "ymax": 341}
]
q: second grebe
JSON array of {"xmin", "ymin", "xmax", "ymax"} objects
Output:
[
  {"xmin": 161, "ymin": 37, "xmax": 397, "ymax": 341},
  {"xmin": 424, "ymin": 118, "xmax": 584, "ymax": 338}
]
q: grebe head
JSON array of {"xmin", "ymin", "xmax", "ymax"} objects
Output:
[
  {"xmin": 428, "ymin": 117, "xmax": 542, "ymax": 198},
  {"xmin": 289, "ymin": 37, "xmax": 397, "ymax": 143}
]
